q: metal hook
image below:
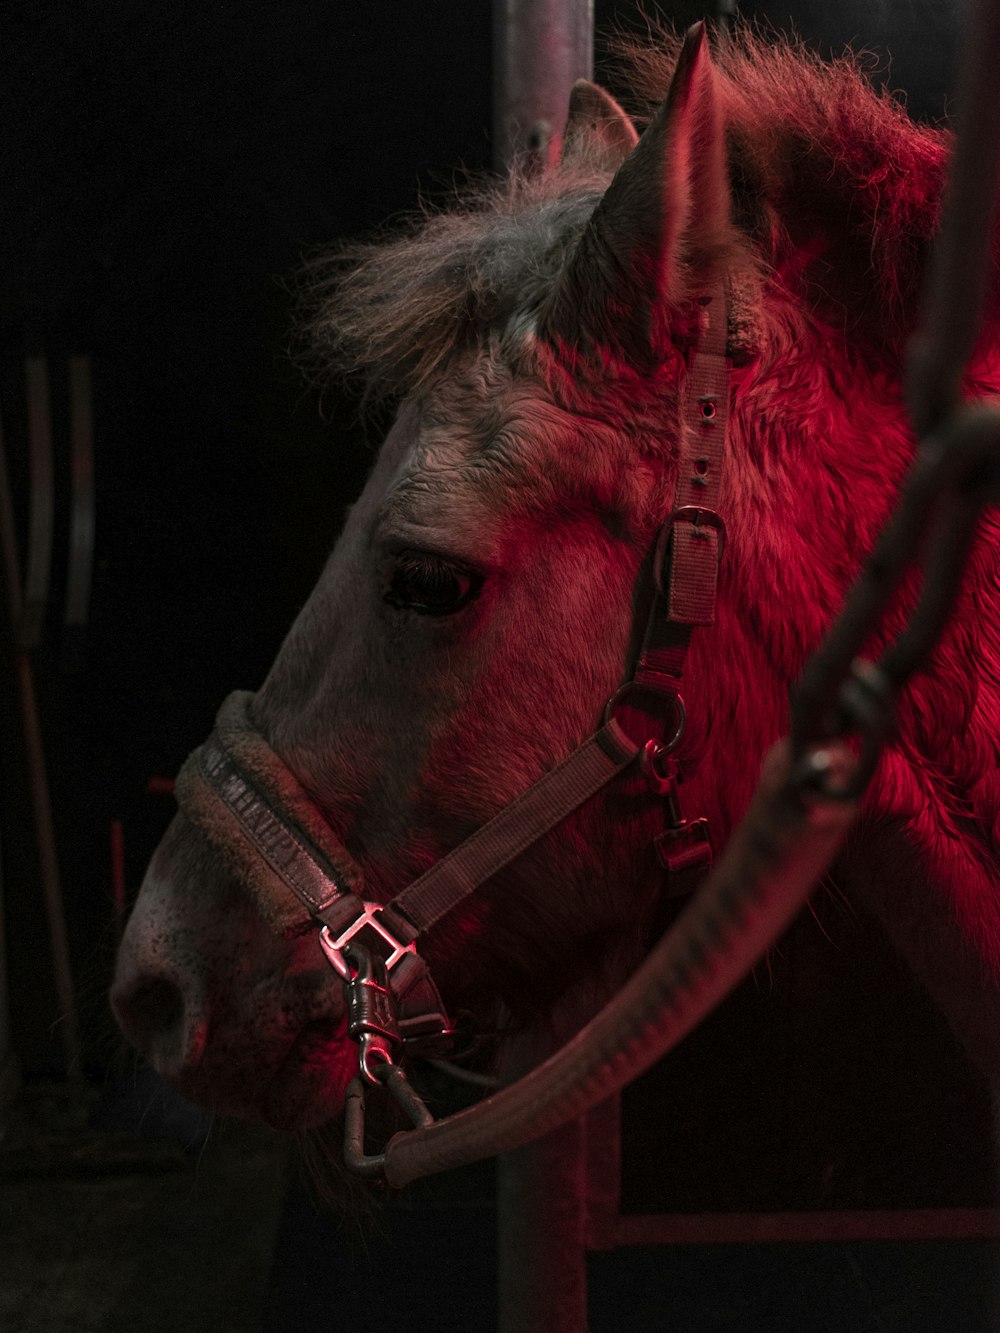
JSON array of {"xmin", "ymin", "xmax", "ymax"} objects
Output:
[{"xmin": 342, "ymin": 1060, "xmax": 435, "ymax": 1179}]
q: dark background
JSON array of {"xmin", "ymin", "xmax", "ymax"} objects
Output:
[{"xmin": 1, "ymin": 0, "xmax": 986, "ymax": 1225}]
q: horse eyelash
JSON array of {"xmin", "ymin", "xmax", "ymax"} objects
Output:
[{"xmin": 383, "ymin": 549, "xmax": 483, "ymax": 615}]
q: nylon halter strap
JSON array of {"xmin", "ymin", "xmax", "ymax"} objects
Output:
[
  {"xmin": 175, "ymin": 284, "xmax": 731, "ymax": 1079},
  {"xmin": 634, "ymin": 284, "xmax": 730, "ymax": 892}
]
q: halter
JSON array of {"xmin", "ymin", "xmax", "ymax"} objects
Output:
[{"xmin": 174, "ymin": 286, "xmax": 731, "ymax": 1112}]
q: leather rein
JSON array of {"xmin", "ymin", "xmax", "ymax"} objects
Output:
[{"xmin": 175, "ymin": 284, "xmax": 735, "ymax": 1164}]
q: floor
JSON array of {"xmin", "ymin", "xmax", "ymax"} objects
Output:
[
  {"xmin": 1, "ymin": 1075, "xmax": 997, "ymax": 1332},
  {"xmin": 269, "ymin": 1174, "xmax": 1000, "ymax": 1332},
  {"xmin": 0, "ymin": 1078, "xmax": 286, "ymax": 1333}
]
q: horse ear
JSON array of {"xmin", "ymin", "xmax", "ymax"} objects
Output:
[
  {"xmin": 540, "ymin": 22, "xmax": 731, "ymax": 369},
  {"xmin": 560, "ymin": 80, "xmax": 639, "ymax": 173}
]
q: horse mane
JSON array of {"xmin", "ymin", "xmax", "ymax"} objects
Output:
[
  {"xmin": 299, "ymin": 26, "xmax": 958, "ymax": 402},
  {"xmin": 298, "ymin": 174, "xmax": 612, "ymax": 400}
]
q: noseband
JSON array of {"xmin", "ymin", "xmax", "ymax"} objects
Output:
[
  {"xmin": 174, "ymin": 286, "xmax": 731, "ymax": 1133},
  {"xmin": 180, "ymin": 690, "xmax": 641, "ymax": 1077}
]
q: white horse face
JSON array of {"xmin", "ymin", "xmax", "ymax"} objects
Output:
[
  {"xmin": 112, "ymin": 29, "xmax": 742, "ymax": 1130},
  {"xmin": 112, "ymin": 360, "xmax": 667, "ymax": 1127}
]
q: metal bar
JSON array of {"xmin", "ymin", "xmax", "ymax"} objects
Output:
[
  {"xmin": 0, "ymin": 412, "xmax": 23, "ymax": 1111},
  {"xmin": 14, "ymin": 652, "xmax": 84, "ymax": 1087},
  {"xmin": 495, "ymin": 1031, "xmax": 593, "ymax": 1333},
  {"xmin": 0, "ymin": 827, "xmax": 21, "ymax": 1115},
  {"xmin": 492, "ymin": 7, "xmax": 595, "ymax": 1323},
  {"xmin": 498, "ymin": 1117, "xmax": 589, "ymax": 1333},
  {"xmin": 591, "ymin": 1208, "xmax": 1000, "ymax": 1248},
  {"xmin": 0, "ymin": 388, "xmax": 84, "ymax": 1090},
  {"xmin": 0, "ymin": 406, "xmax": 23, "ymax": 626},
  {"xmin": 492, "ymin": 0, "xmax": 594, "ymax": 171},
  {"xmin": 22, "ymin": 354, "xmax": 54, "ymax": 650},
  {"xmin": 65, "ymin": 355, "xmax": 95, "ymax": 630},
  {"xmin": 581, "ymin": 1094, "xmax": 622, "ymax": 1249}
]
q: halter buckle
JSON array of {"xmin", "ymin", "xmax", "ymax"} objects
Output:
[
  {"xmin": 319, "ymin": 902, "xmax": 417, "ymax": 980},
  {"xmin": 319, "ymin": 910, "xmax": 457, "ymax": 1065},
  {"xmin": 654, "ymin": 506, "xmax": 726, "ymax": 604},
  {"xmin": 666, "ymin": 504, "xmax": 725, "ymax": 550}
]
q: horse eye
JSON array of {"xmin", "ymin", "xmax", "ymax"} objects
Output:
[{"xmin": 384, "ymin": 552, "xmax": 481, "ymax": 616}]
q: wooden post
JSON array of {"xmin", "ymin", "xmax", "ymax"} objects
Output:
[{"xmin": 492, "ymin": 0, "xmax": 594, "ymax": 171}]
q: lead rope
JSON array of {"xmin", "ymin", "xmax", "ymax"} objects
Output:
[{"xmin": 372, "ymin": 738, "xmax": 859, "ymax": 1185}]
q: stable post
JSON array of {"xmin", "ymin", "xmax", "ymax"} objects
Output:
[
  {"xmin": 492, "ymin": 0, "xmax": 593, "ymax": 170},
  {"xmin": 497, "ymin": 1116, "xmax": 589, "ymax": 1333},
  {"xmin": 493, "ymin": 7, "xmax": 594, "ymax": 1314}
]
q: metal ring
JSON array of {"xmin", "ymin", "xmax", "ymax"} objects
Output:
[
  {"xmin": 790, "ymin": 741, "xmax": 866, "ymax": 804},
  {"xmin": 603, "ymin": 683, "xmax": 686, "ymax": 752}
]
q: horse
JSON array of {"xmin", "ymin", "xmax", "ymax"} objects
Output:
[{"xmin": 111, "ymin": 23, "xmax": 1000, "ymax": 1173}]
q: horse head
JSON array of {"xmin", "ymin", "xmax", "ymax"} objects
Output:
[{"xmin": 112, "ymin": 25, "xmax": 1000, "ymax": 1143}]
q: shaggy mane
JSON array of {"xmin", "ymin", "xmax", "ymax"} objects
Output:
[{"xmin": 299, "ymin": 25, "xmax": 953, "ymax": 402}]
